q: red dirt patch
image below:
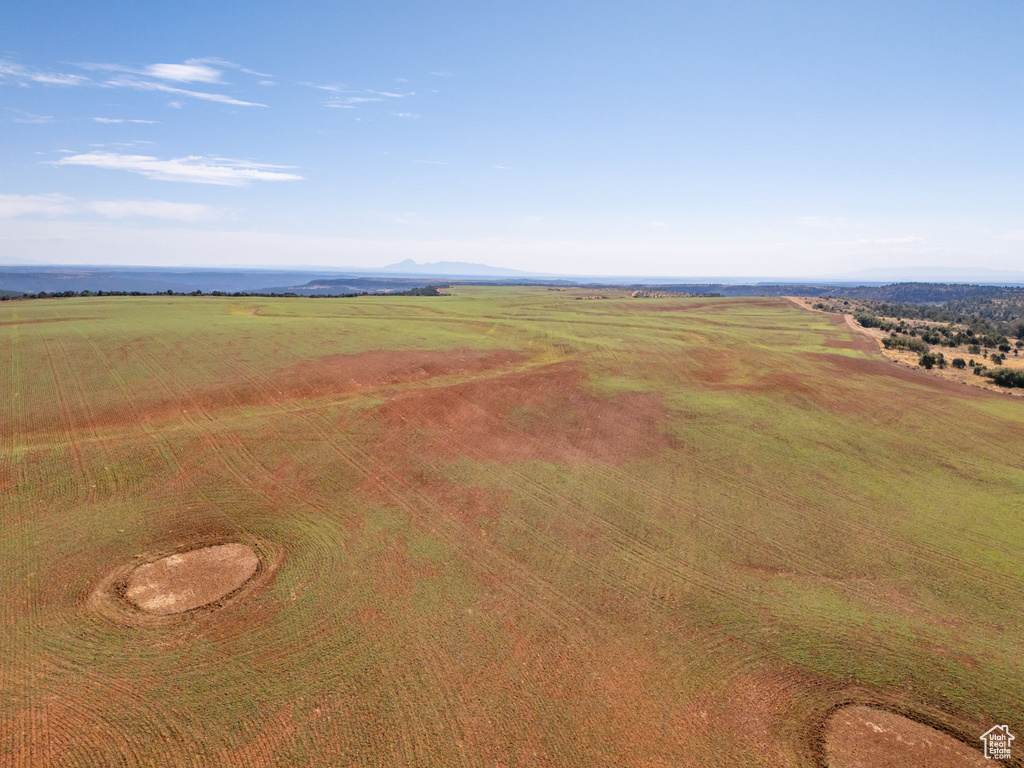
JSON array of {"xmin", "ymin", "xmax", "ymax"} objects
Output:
[
  {"xmin": 366, "ymin": 361, "xmax": 676, "ymax": 465},
  {"xmin": 809, "ymin": 352, "xmax": 990, "ymax": 400},
  {"xmin": 124, "ymin": 543, "xmax": 259, "ymax": 615},
  {"xmin": 824, "ymin": 706, "xmax": 988, "ymax": 767},
  {"xmin": 21, "ymin": 347, "xmax": 525, "ymax": 434},
  {"xmin": 189, "ymin": 347, "xmax": 526, "ymax": 412},
  {"xmin": 823, "ymin": 313, "xmax": 879, "ymax": 354}
]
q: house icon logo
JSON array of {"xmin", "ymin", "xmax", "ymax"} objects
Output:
[{"xmin": 980, "ymin": 725, "xmax": 1014, "ymax": 760}]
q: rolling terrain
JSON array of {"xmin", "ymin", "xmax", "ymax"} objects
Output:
[{"xmin": 1, "ymin": 287, "xmax": 1021, "ymax": 767}]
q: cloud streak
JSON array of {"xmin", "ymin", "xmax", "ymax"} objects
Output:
[
  {"xmin": 2, "ymin": 57, "xmax": 268, "ymax": 107},
  {"xmin": 92, "ymin": 117, "xmax": 158, "ymax": 124},
  {"xmin": 796, "ymin": 216, "xmax": 849, "ymax": 228},
  {"xmin": 827, "ymin": 236, "xmax": 924, "ymax": 246},
  {"xmin": 144, "ymin": 62, "xmax": 223, "ymax": 83},
  {"xmin": 0, "ymin": 59, "xmax": 89, "ymax": 86},
  {"xmin": 0, "ymin": 193, "xmax": 221, "ymax": 221},
  {"xmin": 104, "ymin": 76, "xmax": 268, "ymax": 107},
  {"xmin": 53, "ymin": 152, "xmax": 303, "ymax": 185}
]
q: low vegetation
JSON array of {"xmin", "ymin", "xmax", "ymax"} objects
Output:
[
  {"xmin": 813, "ymin": 298, "xmax": 1024, "ymax": 391},
  {"xmin": 3, "ymin": 289, "xmax": 1020, "ymax": 766}
]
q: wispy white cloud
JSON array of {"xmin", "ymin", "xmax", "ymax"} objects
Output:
[
  {"xmin": 416, "ymin": 159, "xmax": 448, "ymax": 165},
  {"xmin": 187, "ymin": 57, "xmax": 274, "ymax": 78},
  {"xmin": 88, "ymin": 200, "xmax": 220, "ymax": 221},
  {"xmin": 52, "ymin": 152, "xmax": 303, "ymax": 185},
  {"xmin": 2, "ymin": 57, "xmax": 268, "ymax": 107},
  {"xmin": 105, "ymin": 76, "xmax": 268, "ymax": 107},
  {"xmin": 796, "ymin": 216, "xmax": 849, "ymax": 228},
  {"xmin": 144, "ymin": 62, "xmax": 223, "ymax": 83},
  {"xmin": 314, "ymin": 83, "xmax": 353, "ymax": 93},
  {"xmin": 5, "ymin": 107, "xmax": 57, "ymax": 124},
  {"xmin": 92, "ymin": 117, "xmax": 158, "ymax": 124},
  {"xmin": 0, "ymin": 59, "xmax": 89, "ymax": 86},
  {"xmin": 827, "ymin": 236, "xmax": 924, "ymax": 246},
  {"xmin": 394, "ymin": 112, "xmax": 420, "ymax": 119},
  {"xmin": 325, "ymin": 95, "xmax": 383, "ymax": 108},
  {"xmin": 0, "ymin": 193, "xmax": 76, "ymax": 217},
  {"xmin": 78, "ymin": 57, "xmax": 271, "ymax": 82},
  {"xmin": 0, "ymin": 193, "xmax": 220, "ymax": 220},
  {"xmin": 315, "ymin": 84, "xmax": 416, "ymax": 109}
]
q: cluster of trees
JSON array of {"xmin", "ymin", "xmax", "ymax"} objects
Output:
[
  {"xmin": 881, "ymin": 335, "xmax": 929, "ymax": 353},
  {"xmin": 917, "ymin": 353, "xmax": 1024, "ymax": 390},
  {"xmin": 851, "ymin": 297, "xmax": 1024, "ymax": 342},
  {"xmin": 854, "ymin": 311, "xmax": 1024, "ymax": 370},
  {"xmin": 985, "ymin": 367, "xmax": 1024, "ymax": 388},
  {"xmin": 390, "ymin": 285, "xmax": 448, "ymax": 296},
  {"xmin": 918, "ymin": 352, "xmax": 946, "ymax": 369},
  {"xmin": 857, "ymin": 312, "xmax": 1017, "ymax": 350}
]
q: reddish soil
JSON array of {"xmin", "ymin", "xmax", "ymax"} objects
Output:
[
  {"xmin": 823, "ymin": 313, "xmax": 879, "ymax": 354},
  {"xmin": 0, "ymin": 317, "xmax": 104, "ymax": 327},
  {"xmin": 825, "ymin": 706, "xmax": 989, "ymax": 767},
  {"xmin": 811, "ymin": 352, "xmax": 990, "ymax": 401},
  {"xmin": 253, "ymin": 348, "xmax": 524, "ymax": 403},
  {"xmin": 18, "ymin": 347, "xmax": 525, "ymax": 434},
  {"xmin": 366, "ymin": 361, "xmax": 676, "ymax": 466},
  {"xmin": 123, "ymin": 543, "xmax": 260, "ymax": 615}
]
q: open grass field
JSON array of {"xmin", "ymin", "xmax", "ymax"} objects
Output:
[{"xmin": 2, "ymin": 287, "xmax": 1022, "ymax": 767}]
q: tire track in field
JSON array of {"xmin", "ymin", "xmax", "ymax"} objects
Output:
[
  {"xmin": 95, "ymin": 323, "xmax": 325, "ymax": 525},
  {"xmin": 24, "ymin": 323, "xmax": 276, "ymax": 766},
  {"xmin": 0, "ymin": 310, "xmax": 42, "ymax": 768},
  {"xmin": 171, "ymin": 333, "xmax": 635, "ymax": 716},
  {"xmin": 678, "ymin": 411, "xmax": 1024, "ymax": 599}
]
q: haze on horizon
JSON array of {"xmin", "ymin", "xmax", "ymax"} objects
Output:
[{"xmin": 2, "ymin": 0, "xmax": 1023, "ymax": 277}]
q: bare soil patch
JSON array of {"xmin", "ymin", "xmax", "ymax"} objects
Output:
[
  {"xmin": 89, "ymin": 537, "xmax": 281, "ymax": 627},
  {"xmin": 825, "ymin": 705, "xmax": 988, "ymax": 767},
  {"xmin": 366, "ymin": 361, "xmax": 675, "ymax": 465},
  {"xmin": 124, "ymin": 543, "xmax": 260, "ymax": 615},
  {"xmin": 24, "ymin": 347, "xmax": 525, "ymax": 434}
]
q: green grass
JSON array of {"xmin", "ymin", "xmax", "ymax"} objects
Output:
[{"xmin": 1, "ymin": 287, "xmax": 1021, "ymax": 767}]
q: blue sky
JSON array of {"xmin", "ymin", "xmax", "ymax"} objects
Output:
[{"xmin": 2, "ymin": 0, "xmax": 1024, "ymax": 276}]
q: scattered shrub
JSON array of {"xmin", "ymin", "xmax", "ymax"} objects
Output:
[
  {"xmin": 883, "ymin": 335, "xmax": 929, "ymax": 353},
  {"xmin": 985, "ymin": 367, "xmax": 1024, "ymax": 388}
]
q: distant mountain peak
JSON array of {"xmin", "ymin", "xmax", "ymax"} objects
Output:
[{"xmin": 377, "ymin": 259, "xmax": 536, "ymax": 277}]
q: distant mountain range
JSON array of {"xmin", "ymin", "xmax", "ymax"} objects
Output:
[
  {"xmin": 823, "ymin": 266, "xmax": 1024, "ymax": 284},
  {"xmin": 5, "ymin": 260, "xmax": 1024, "ymax": 295},
  {"xmin": 372, "ymin": 259, "xmax": 539, "ymax": 277}
]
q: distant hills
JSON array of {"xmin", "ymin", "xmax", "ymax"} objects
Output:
[
  {"xmin": 824, "ymin": 266, "xmax": 1024, "ymax": 284},
  {"xmin": 4, "ymin": 259, "xmax": 1024, "ymax": 296},
  {"xmin": 373, "ymin": 259, "xmax": 539, "ymax": 277}
]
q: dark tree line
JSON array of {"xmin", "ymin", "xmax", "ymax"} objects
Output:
[{"xmin": 0, "ymin": 285, "xmax": 450, "ymax": 301}]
